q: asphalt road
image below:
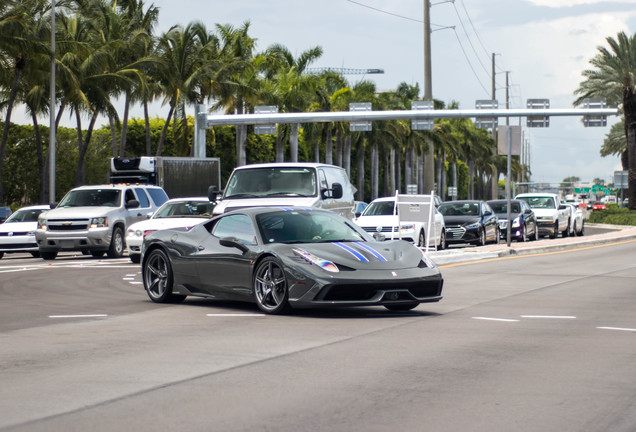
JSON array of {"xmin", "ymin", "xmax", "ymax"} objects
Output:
[{"xmin": 1, "ymin": 232, "xmax": 636, "ymax": 431}]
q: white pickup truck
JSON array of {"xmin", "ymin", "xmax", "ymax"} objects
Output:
[{"xmin": 515, "ymin": 193, "xmax": 571, "ymax": 239}]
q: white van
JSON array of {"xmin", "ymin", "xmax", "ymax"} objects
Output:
[{"xmin": 210, "ymin": 163, "xmax": 356, "ymax": 219}]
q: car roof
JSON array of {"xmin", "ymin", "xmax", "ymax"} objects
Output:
[
  {"xmin": 14, "ymin": 204, "xmax": 50, "ymax": 211},
  {"xmin": 515, "ymin": 193, "xmax": 557, "ymax": 197},
  {"xmin": 163, "ymin": 197, "xmax": 209, "ymax": 203},
  {"xmin": 69, "ymin": 184, "xmax": 165, "ymax": 191},
  {"xmin": 231, "ymin": 162, "xmax": 343, "ymax": 171}
]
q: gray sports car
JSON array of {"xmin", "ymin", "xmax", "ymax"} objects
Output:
[{"xmin": 141, "ymin": 207, "xmax": 443, "ymax": 314}]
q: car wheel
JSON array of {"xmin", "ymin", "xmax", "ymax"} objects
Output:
[
  {"xmin": 385, "ymin": 302, "xmax": 419, "ymax": 312},
  {"xmin": 143, "ymin": 248, "xmax": 186, "ymax": 303},
  {"xmin": 130, "ymin": 254, "xmax": 141, "ymax": 264},
  {"xmin": 534, "ymin": 224, "xmax": 540, "ymax": 241},
  {"xmin": 549, "ymin": 222, "xmax": 557, "ymax": 239},
  {"xmin": 579, "ymin": 221, "xmax": 585, "ymax": 236},
  {"xmin": 30, "ymin": 251, "xmax": 40, "ymax": 258},
  {"xmin": 107, "ymin": 226, "xmax": 125, "ymax": 258},
  {"xmin": 562, "ymin": 220, "xmax": 570, "ymax": 237},
  {"xmin": 521, "ymin": 225, "xmax": 528, "ymax": 242},
  {"xmin": 493, "ymin": 227, "xmax": 501, "ymax": 244},
  {"xmin": 41, "ymin": 251, "xmax": 57, "ymax": 260},
  {"xmin": 478, "ymin": 229, "xmax": 486, "ymax": 246},
  {"xmin": 0, "ymin": 252, "xmax": 4, "ymax": 259},
  {"xmin": 91, "ymin": 251, "xmax": 105, "ymax": 258},
  {"xmin": 438, "ymin": 230, "xmax": 446, "ymax": 250},
  {"xmin": 572, "ymin": 221, "xmax": 578, "ymax": 237},
  {"xmin": 418, "ymin": 230, "xmax": 426, "ymax": 248},
  {"xmin": 254, "ymin": 257, "xmax": 290, "ymax": 314}
]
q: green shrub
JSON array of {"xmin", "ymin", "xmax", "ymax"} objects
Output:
[{"xmin": 587, "ymin": 207, "xmax": 636, "ymax": 226}]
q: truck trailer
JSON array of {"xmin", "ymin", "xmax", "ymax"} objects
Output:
[{"xmin": 110, "ymin": 157, "xmax": 221, "ymax": 198}]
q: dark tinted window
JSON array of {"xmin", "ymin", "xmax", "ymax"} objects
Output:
[
  {"xmin": 211, "ymin": 214, "xmax": 257, "ymax": 245},
  {"xmin": 134, "ymin": 188, "xmax": 150, "ymax": 208},
  {"xmin": 146, "ymin": 188, "xmax": 169, "ymax": 206}
]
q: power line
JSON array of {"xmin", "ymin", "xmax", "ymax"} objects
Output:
[{"xmin": 344, "ymin": 0, "xmax": 421, "ymax": 23}]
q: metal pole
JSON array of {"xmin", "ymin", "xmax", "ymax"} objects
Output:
[
  {"xmin": 506, "ymin": 127, "xmax": 512, "ymax": 247},
  {"xmin": 48, "ymin": 0, "xmax": 56, "ymax": 205},
  {"xmin": 423, "ymin": 0, "xmax": 435, "ymax": 195}
]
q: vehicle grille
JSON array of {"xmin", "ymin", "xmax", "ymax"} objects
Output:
[
  {"xmin": 361, "ymin": 226, "xmax": 398, "ymax": 234},
  {"xmin": 47, "ymin": 219, "xmax": 90, "ymax": 231},
  {"xmin": 319, "ymin": 279, "xmax": 442, "ymax": 301},
  {"xmin": 498, "ymin": 220, "xmax": 508, "ymax": 229},
  {"xmin": 446, "ymin": 226, "xmax": 466, "ymax": 239}
]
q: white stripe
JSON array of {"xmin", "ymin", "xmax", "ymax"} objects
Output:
[
  {"xmin": 521, "ymin": 315, "xmax": 576, "ymax": 319},
  {"xmin": 49, "ymin": 314, "xmax": 108, "ymax": 318},
  {"xmin": 122, "ymin": 277, "xmax": 135, "ymax": 280},
  {"xmin": 129, "ymin": 281, "xmax": 143, "ymax": 285},
  {"xmin": 472, "ymin": 317, "xmax": 519, "ymax": 322},
  {"xmin": 597, "ymin": 326, "xmax": 636, "ymax": 332}
]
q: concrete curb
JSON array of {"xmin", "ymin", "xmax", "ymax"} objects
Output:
[{"xmin": 427, "ymin": 223, "xmax": 636, "ymax": 266}]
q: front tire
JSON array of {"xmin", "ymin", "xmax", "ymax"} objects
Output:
[
  {"xmin": 91, "ymin": 250, "xmax": 105, "ymax": 258},
  {"xmin": 130, "ymin": 254, "xmax": 141, "ymax": 264},
  {"xmin": 417, "ymin": 230, "xmax": 426, "ymax": 248},
  {"xmin": 254, "ymin": 257, "xmax": 290, "ymax": 314},
  {"xmin": 520, "ymin": 224, "xmax": 528, "ymax": 242},
  {"xmin": 41, "ymin": 251, "xmax": 57, "ymax": 260},
  {"xmin": 107, "ymin": 226, "xmax": 125, "ymax": 258},
  {"xmin": 438, "ymin": 229, "xmax": 446, "ymax": 250},
  {"xmin": 143, "ymin": 248, "xmax": 186, "ymax": 303}
]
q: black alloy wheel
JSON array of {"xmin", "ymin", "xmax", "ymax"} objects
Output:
[
  {"xmin": 143, "ymin": 248, "xmax": 186, "ymax": 303},
  {"xmin": 254, "ymin": 257, "xmax": 290, "ymax": 314}
]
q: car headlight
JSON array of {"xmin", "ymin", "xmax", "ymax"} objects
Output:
[
  {"xmin": 400, "ymin": 224, "xmax": 416, "ymax": 232},
  {"xmin": 37, "ymin": 216, "xmax": 47, "ymax": 230},
  {"xmin": 128, "ymin": 228, "xmax": 143, "ymax": 238},
  {"xmin": 512, "ymin": 217, "xmax": 521, "ymax": 228},
  {"xmin": 90, "ymin": 217, "xmax": 108, "ymax": 228},
  {"xmin": 465, "ymin": 222, "xmax": 480, "ymax": 229},
  {"xmin": 293, "ymin": 248, "xmax": 339, "ymax": 273}
]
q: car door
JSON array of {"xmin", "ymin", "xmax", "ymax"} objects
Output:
[
  {"xmin": 192, "ymin": 214, "xmax": 258, "ymax": 299},
  {"xmin": 482, "ymin": 202, "xmax": 497, "ymax": 240}
]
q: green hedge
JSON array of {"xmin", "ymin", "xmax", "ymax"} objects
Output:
[{"xmin": 587, "ymin": 206, "xmax": 636, "ymax": 226}]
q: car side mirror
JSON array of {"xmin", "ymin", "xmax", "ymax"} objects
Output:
[
  {"xmin": 125, "ymin": 199, "xmax": 140, "ymax": 209},
  {"xmin": 484, "ymin": 209, "xmax": 492, "ymax": 216},
  {"xmin": 321, "ymin": 183, "xmax": 344, "ymax": 200},
  {"xmin": 208, "ymin": 185, "xmax": 220, "ymax": 203},
  {"xmin": 219, "ymin": 237, "xmax": 249, "ymax": 254}
]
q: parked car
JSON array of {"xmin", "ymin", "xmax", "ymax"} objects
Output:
[
  {"xmin": 0, "ymin": 206, "xmax": 12, "ymax": 223},
  {"xmin": 564, "ymin": 203, "xmax": 585, "ymax": 236},
  {"xmin": 141, "ymin": 207, "xmax": 443, "ymax": 314},
  {"xmin": 353, "ymin": 196, "xmax": 446, "ymax": 249},
  {"xmin": 487, "ymin": 199, "xmax": 538, "ymax": 242},
  {"xmin": 126, "ymin": 197, "xmax": 215, "ymax": 263},
  {"xmin": 437, "ymin": 200, "xmax": 499, "ymax": 246},
  {"xmin": 0, "ymin": 205, "xmax": 50, "ymax": 259},
  {"xmin": 592, "ymin": 201, "xmax": 606, "ymax": 210},
  {"xmin": 515, "ymin": 193, "xmax": 570, "ymax": 239}
]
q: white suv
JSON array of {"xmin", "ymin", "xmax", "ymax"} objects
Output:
[{"xmin": 36, "ymin": 184, "xmax": 168, "ymax": 260}]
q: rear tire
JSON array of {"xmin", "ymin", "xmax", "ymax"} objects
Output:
[
  {"xmin": 521, "ymin": 225, "xmax": 528, "ymax": 242},
  {"xmin": 417, "ymin": 230, "xmax": 426, "ymax": 248},
  {"xmin": 438, "ymin": 230, "xmax": 446, "ymax": 250},
  {"xmin": 41, "ymin": 251, "xmax": 57, "ymax": 260},
  {"xmin": 91, "ymin": 251, "xmax": 105, "ymax": 258},
  {"xmin": 143, "ymin": 248, "xmax": 186, "ymax": 303}
]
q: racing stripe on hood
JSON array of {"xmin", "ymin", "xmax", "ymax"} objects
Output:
[
  {"xmin": 333, "ymin": 242, "xmax": 369, "ymax": 262},
  {"xmin": 353, "ymin": 242, "xmax": 388, "ymax": 262}
]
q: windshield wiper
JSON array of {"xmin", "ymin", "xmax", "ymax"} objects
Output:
[{"xmin": 224, "ymin": 193, "xmax": 260, "ymax": 199}]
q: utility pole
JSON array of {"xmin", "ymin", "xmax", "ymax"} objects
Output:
[
  {"xmin": 423, "ymin": 0, "xmax": 435, "ymax": 195},
  {"xmin": 49, "ymin": 0, "xmax": 56, "ymax": 205},
  {"xmin": 491, "ymin": 53, "xmax": 498, "ymax": 200}
]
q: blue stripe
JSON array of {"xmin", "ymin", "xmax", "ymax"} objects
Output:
[
  {"xmin": 354, "ymin": 242, "xmax": 388, "ymax": 262},
  {"xmin": 334, "ymin": 242, "xmax": 369, "ymax": 262}
]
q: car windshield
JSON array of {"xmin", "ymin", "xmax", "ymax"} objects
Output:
[
  {"xmin": 4, "ymin": 208, "xmax": 45, "ymax": 223},
  {"xmin": 361, "ymin": 201, "xmax": 395, "ymax": 216},
  {"xmin": 153, "ymin": 200, "xmax": 214, "ymax": 218},
  {"xmin": 58, "ymin": 189, "xmax": 121, "ymax": 207},
  {"xmin": 224, "ymin": 167, "xmax": 317, "ymax": 199},
  {"xmin": 517, "ymin": 196, "xmax": 555, "ymax": 209},
  {"xmin": 256, "ymin": 210, "xmax": 366, "ymax": 244},
  {"xmin": 489, "ymin": 202, "xmax": 521, "ymax": 214},
  {"xmin": 438, "ymin": 202, "xmax": 480, "ymax": 216}
]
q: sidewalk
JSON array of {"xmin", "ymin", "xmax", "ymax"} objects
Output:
[{"xmin": 427, "ymin": 224, "xmax": 636, "ymax": 265}]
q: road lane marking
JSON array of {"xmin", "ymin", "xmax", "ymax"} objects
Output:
[
  {"xmin": 597, "ymin": 326, "xmax": 636, "ymax": 332},
  {"xmin": 48, "ymin": 314, "xmax": 108, "ymax": 318},
  {"xmin": 472, "ymin": 317, "xmax": 519, "ymax": 322},
  {"xmin": 521, "ymin": 315, "xmax": 576, "ymax": 319},
  {"xmin": 439, "ymin": 238, "xmax": 636, "ymax": 268}
]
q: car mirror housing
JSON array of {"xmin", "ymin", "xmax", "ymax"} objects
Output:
[
  {"xmin": 219, "ymin": 237, "xmax": 249, "ymax": 253},
  {"xmin": 208, "ymin": 185, "xmax": 220, "ymax": 203},
  {"xmin": 125, "ymin": 199, "xmax": 140, "ymax": 209},
  {"xmin": 321, "ymin": 182, "xmax": 344, "ymax": 200}
]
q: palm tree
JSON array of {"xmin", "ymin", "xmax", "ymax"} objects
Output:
[{"xmin": 574, "ymin": 31, "xmax": 636, "ymax": 210}]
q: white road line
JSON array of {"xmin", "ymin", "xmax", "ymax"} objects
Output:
[
  {"xmin": 206, "ymin": 313, "xmax": 266, "ymax": 317},
  {"xmin": 0, "ymin": 268, "xmax": 36, "ymax": 273},
  {"xmin": 472, "ymin": 317, "xmax": 519, "ymax": 322},
  {"xmin": 49, "ymin": 314, "xmax": 108, "ymax": 319},
  {"xmin": 597, "ymin": 326, "xmax": 636, "ymax": 332},
  {"xmin": 129, "ymin": 281, "xmax": 143, "ymax": 285},
  {"xmin": 122, "ymin": 277, "xmax": 135, "ymax": 280},
  {"xmin": 521, "ymin": 315, "xmax": 577, "ymax": 319}
]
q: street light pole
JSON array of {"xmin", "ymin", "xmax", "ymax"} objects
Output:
[
  {"xmin": 423, "ymin": 0, "xmax": 435, "ymax": 195},
  {"xmin": 48, "ymin": 0, "xmax": 56, "ymax": 205}
]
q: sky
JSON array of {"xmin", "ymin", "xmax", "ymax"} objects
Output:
[{"xmin": 17, "ymin": 0, "xmax": 636, "ymax": 184}]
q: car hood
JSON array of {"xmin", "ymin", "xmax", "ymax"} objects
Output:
[
  {"xmin": 531, "ymin": 208, "xmax": 558, "ymax": 217},
  {"xmin": 129, "ymin": 217, "xmax": 207, "ymax": 232},
  {"xmin": 216, "ymin": 197, "xmax": 320, "ymax": 214},
  {"xmin": 0, "ymin": 221, "xmax": 37, "ymax": 233},
  {"xmin": 442, "ymin": 216, "xmax": 481, "ymax": 226},
  {"xmin": 42, "ymin": 207, "xmax": 119, "ymax": 219},
  {"xmin": 277, "ymin": 240, "xmax": 425, "ymax": 271}
]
